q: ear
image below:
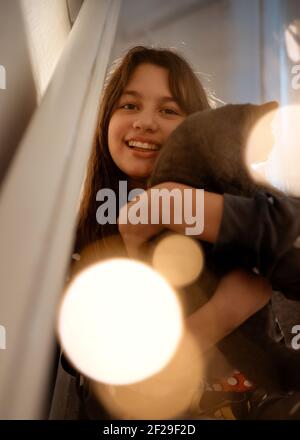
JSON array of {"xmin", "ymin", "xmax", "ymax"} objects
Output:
[{"xmin": 260, "ymin": 101, "xmax": 279, "ymax": 113}]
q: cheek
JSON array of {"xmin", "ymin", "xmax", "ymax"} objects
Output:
[
  {"xmin": 108, "ymin": 116, "xmax": 122, "ymax": 155},
  {"xmin": 108, "ymin": 114, "xmax": 132, "ymax": 151}
]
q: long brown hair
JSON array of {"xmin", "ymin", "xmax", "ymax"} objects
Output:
[{"xmin": 75, "ymin": 46, "xmax": 211, "ymax": 252}]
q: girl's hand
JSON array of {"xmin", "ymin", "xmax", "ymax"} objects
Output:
[
  {"xmin": 118, "ymin": 189, "xmax": 164, "ymax": 258},
  {"xmin": 118, "ymin": 181, "xmax": 224, "ymax": 257}
]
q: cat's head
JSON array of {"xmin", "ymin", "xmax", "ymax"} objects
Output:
[
  {"xmin": 212, "ymin": 101, "xmax": 279, "ymax": 162},
  {"xmin": 185, "ymin": 100, "xmax": 279, "ymax": 147},
  {"xmin": 217, "ymin": 101, "xmax": 278, "ymax": 134}
]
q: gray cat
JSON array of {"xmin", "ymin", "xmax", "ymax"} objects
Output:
[
  {"xmin": 150, "ymin": 101, "xmax": 278, "ymax": 196},
  {"xmin": 149, "ymin": 102, "xmax": 300, "ymax": 393}
]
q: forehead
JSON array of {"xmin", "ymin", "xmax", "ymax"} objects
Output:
[{"xmin": 124, "ymin": 63, "xmax": 171, "ymax": 96}]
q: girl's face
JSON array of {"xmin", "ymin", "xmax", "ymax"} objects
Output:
[{"xmin": 108, "ymin": 63, "xmax": 186, "ymax": 186}]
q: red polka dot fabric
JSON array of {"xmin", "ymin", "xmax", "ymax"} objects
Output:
[{"xmin": 213, "ymin": 370, "xmax": 255, "ymax": 393}]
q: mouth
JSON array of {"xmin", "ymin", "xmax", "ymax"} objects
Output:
[{"xmin": 125, "ymin": 140, "xmax": 161, "ymax": 152}]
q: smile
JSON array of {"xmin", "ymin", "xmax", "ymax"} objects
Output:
[{"xmin": 126, "ymin": 140, "xmax": 160, "ymax": 151}]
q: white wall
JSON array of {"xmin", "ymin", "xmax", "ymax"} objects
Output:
[
  {"xmin": 20, "ymin": 0, "xmax": 71, "ymax": 99},
  {"xmin": 0, "ymin": 0, "xmax": 72, "ymax": 186},
  {"xmin": 111, "ymin": 0, "xmax": 263, "ymax": 105},
  {"xmin": 111, "ymin": 0, "xmax": 300, "ymax": 193},
  {"xmin": 0, "ymin": 1, "xmax": 37, "ymax": 186}
]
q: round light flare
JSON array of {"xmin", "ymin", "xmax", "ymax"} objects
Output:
[
  {"xmin": 152, "ymin": 233, "xmax": 204, "ymax": 288},
  {"xmin": 92, "ymin": 330, "xmax": 204, "ymax": 420},
  {"xmin": 58, "ymin": 259, "xmax": 183, "ymax": 385},
  {"xmin": 245, "ymin": 106, "xmax": 278, "ymax": 185},
  {"xmin": 246, "ymin": 105, "xmax": 300, "ymax": 194}
]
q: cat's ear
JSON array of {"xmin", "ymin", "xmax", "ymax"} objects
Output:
[{"xmin": 260, "ymin": 101, "xmax": 279, "ymax": 113}]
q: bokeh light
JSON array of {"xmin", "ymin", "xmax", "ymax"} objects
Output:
[
  {"xmin": 92, "ymin": 329, "xmax": 204, "ymax": 420},
  {"xmin": 246, "ymin": 105, "xmax": 300, "ymax": 195},
  {"xmin": 58, "ymin": 258, "xmax": 183, "ymax": 385},
  {"xmin": 152, "ymin": 233, "xmax": 204, "ymax": 288},
  {"xmin": 245, "ymin": 105, "xmax": 277, "ymax": 184}
]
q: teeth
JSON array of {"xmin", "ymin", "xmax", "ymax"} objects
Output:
[{"xmin": 127, "ymin": 140, "xmax": 159, "ymax": 151}]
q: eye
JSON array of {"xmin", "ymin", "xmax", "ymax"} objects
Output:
[
  {"xmin": 161, "ymin": 108, "xmax": 180, "ymax": 115},
  {"xmin": 120, "ymin": 103, "xmax": 138, "ymax": 110}
]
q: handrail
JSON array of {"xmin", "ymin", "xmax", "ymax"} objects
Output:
[{"xmin": 0, "ymin": 0, "xmax": 121, "ymax": 419}]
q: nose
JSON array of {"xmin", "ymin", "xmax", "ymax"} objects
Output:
[{"xmin": 132, "ymin": 110, "xmax": 158, "ymax": 132}]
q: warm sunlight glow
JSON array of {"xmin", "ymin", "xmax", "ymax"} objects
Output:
[
  {"xmin": 245, "ymin": 107, "xmax": 277, "ymax": 180},
  {"xmin": 246, "ymin": 105, "xmax": 300, "ymax": 195},
  {"xmin": 58, "ymin": 259, "xmax": 183, "ymax": 385}
]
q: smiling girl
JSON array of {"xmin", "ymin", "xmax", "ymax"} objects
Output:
[
  {"xmin": 108, "ymin": 63, "xmax": 186, "ymax": 183},
  {"xmin": 64, "ymin": 45, "xmax": 278, "ymax": 420},
  {"xmin": 75, "ymin": 46, "xmax": 210, "ymax": 251}
]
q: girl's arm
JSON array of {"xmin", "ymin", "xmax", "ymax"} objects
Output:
[
  {"xmin": 119, "ymin": 181, "xmax": 300, "ymax": 299},
  {"xmin": 118, "ymin": 183, "xmax": 273, "ymax": 352},
  {"xmin": 118, "ymin": 181, "xmax": 224, "ymax": 257},
  {"xmin": 186, "ymin": 269, "xmax": 272, "ymax": 352}
]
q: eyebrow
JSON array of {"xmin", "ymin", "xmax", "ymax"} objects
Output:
[{"xmin": 121, "ymin": 90, "xmax": 179, "ymax": 105}]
